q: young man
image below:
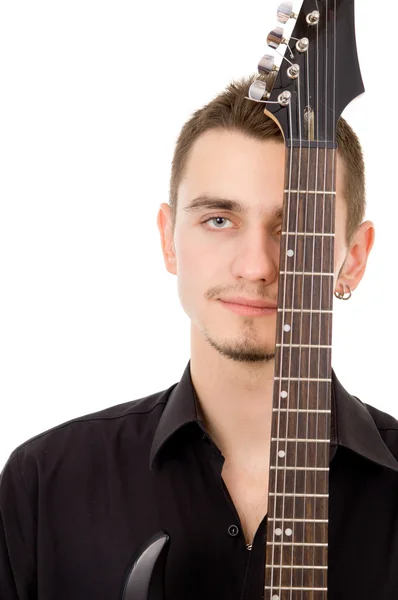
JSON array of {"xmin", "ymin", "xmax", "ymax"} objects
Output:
[{"xmin": 1, "ymin": 76, "xmax": 397, "ymax": 600}]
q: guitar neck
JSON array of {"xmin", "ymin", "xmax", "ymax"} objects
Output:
[{"xmin": 264, "ymin": 147, "xmax": 336, "ymax": 598}]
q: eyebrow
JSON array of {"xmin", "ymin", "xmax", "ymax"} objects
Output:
[{"xmin": 183, "ymin": 194, "xmax": 283, "ymax": 220}]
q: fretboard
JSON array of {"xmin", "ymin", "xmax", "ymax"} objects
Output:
[{"xmin": 264, "ymin": 147, "xmax": 336, "ymax": 599}]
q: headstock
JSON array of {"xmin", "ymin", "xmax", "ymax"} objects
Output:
[{"xmin": 248, "ymin": 0, "xmax": 364, "ymax": 148}]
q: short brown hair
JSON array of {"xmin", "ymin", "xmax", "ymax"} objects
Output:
[{"xmin": 169, "ymin": 74, "xmax": 365, "ymax": 244}]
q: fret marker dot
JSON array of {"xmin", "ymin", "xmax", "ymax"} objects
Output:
[
  {"xmin": 280, "ymin": 390, "xmax": 288, "ymax": 398},
  {"xmin": 283, "ymin": 324, "xmax": 291, "ymax": 332},
  {"xmin": 275, "ymin": 528, "xmax": 282, "ymax": 536},
  {"xmin": 285, "ymin": 528, "xmax": 293, "ymax": 536},
  {"xmin": 278, "ymin": 450, "xmax": 286, "ymax": 458},
  {"xmin": 272, "ymin": 596, "xmax": 280, "ymax": 600},
  {"xmin": 287, "ymin": 249, "xmax": 294, "ymax": 257}
]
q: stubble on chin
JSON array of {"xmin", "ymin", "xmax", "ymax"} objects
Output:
[{"xmin": 202, "ymin": 328, "xmax": 275, "ymax": 364}]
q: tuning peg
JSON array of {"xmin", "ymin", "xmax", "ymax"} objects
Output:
[
  {"xmin": 248, "ymin": 80, "xmax": 269, "ymax": 101},
  {"xmin": 267, "ymin": 27, "xmax": 288, "ymax": 50},
  {"xmin": 296, "ymin": 37, "xmax": 309, "ymax": 53},
  {"xmin": 278, "ymin": 90, "xmax": 292, "ymax": 106},
  {"xmin": 277, "ymin": 2, "xmax": 297, "ymax": 24},
  {"xmin": 287, "ymin": 63, "xmax": 300, "ymax": 79},
  {"xmin": 306, "ymin": 10, "xmax": 320, "ymax": 25},
  {"xmin": 258, "ymin": 54, "xmax": 278, "ymax": 76}
]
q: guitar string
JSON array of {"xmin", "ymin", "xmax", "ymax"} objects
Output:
[
  {"xmin": 277, "ymin": 98, "xmax": 298, "ymax": 598},
  {"xmin": 310, "ymin": 0, "xmax": 335, "ymax": 594},
  {"xmin": 282, "ymin": 1, "xmax": 335, "ymax": 595},
  {"xmin": 304, "ymin": 0, "xmax": 329, "ymax": 595},
  {"xmin": 296, "ymin": 34, "xmax": 312, "ymax": 600},
  {"xmin": 284, "ymin": 30, "xmax": 310, "ymax": 597},
  {"xmin": 274, "ymin": 6, "xmax": 316, "ymax": 598},
  {"xmin": 279, "ymin": 84, "xmax": 302, "ymax": 595},
  {"xmin": 269, "ymin": 99, "xmax": 294, "ymax": 596},
  {"xmin": 283, "ymin": 1, "xmax": 332, "ymax": 596},
  {"xmin": 309, "ymin": 0, "xmax": 321, "ymax": 595},
  {"xmin": 320, "ymin": 0, "xmax": 335, "ymax": 592},
  {"xmin": 307, "ymin": 0, "xmax": 321, "ymax": 593},
  {"xmin": 271, "ymin": 18, "xmax": 304, "ymax": 599},
  {"xmin": 324, "ymin": 0, "xmax": 337, "ymax": 592},
  {"xmin": 275, "ymin": 35, "xmax": 305, "ymax": 591},
  {"xmin": 305, "ymin": 0, "xmax": 322, "ymax": 595}
]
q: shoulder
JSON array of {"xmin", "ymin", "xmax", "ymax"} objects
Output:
[
  {"xmin": 4, "ymin": 382, "xmax": 178, "ymax": 472},
  {"xmin": 360, "ymin": 399, "xmax": 398, "ymax": 459},
  {"xmin": 361, "ymin": 400, "xmax": 398, "ymax": 431}
]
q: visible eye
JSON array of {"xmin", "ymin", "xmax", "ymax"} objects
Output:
[{"xmin": 202, "ymin": 216, "xmax": 234, "ymax": 230}]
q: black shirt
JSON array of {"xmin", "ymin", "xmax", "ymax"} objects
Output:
[{"xmin": 1, "ymin": 361, "xmax": 398, "ymax": 600}]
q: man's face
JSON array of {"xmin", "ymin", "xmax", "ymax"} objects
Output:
[{"xmin": 160, "ymin": 129, "xmax": 349, "ymax": 364}]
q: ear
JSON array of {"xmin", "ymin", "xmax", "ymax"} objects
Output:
[
  {"xmin": 335, "ymin": 220, "xmax": 375, "ymax": 294},
  {"xmin": 157, "ymin": 203, "xmax": 177, "ymax": 276}
]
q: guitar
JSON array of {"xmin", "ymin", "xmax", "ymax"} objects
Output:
[{"xmin": 121, "ymin": 1, "xmax": 364, "ymax": 598}]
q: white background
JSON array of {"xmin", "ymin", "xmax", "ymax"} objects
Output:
[{"xmin": 0, "ymin": 0, "xmax": 395, "ymax": 467}]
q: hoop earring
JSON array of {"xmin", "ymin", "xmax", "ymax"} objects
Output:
[{"xmin": 334, "ymin": 283, "xmax": 352, "ymax": 300}]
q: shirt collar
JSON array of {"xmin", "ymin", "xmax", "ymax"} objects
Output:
[
  {"xmin": 331, "ymin": 370, "xmax": 398, "ymax": 471},
  {"xmin": 150, "ymin": 362, "xmax": 199, "ymax": 468},
  {"xmin": 150, "ymin": 361, "xmax": 398, "ymax": 472}
]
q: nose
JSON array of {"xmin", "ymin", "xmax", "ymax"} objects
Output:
[{"xmin": 230, "ymin": 227, "xmax": 279, "ymax": 283}]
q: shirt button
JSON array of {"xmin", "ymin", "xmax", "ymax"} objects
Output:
[{"xmin": 228, "ymin": 524, "xmax": 239, "ymax": 537}]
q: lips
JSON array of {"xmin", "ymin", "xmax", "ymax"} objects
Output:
[
  {"xmin": 219, "ymin": 297, "xmax": 277, "ymax": 309},
  {"xmin": 218, "ymin": 299, "xmax": 277, "ymax": 317}
]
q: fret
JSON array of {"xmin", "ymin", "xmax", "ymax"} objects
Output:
[
  {"xmin": 265, "ymin": 580, "xmax": 328, "ymax": 591},
  {"xmin": 266, "ymin": 542, "xmax": 328, "ymax": 546},
  {"xmin": 264, "ymin": 579, "xmax": 329, "ymax": 591},
  {"xmin": 276, "ymin": 344, "xmax": 332, "ymax": 348},
  {"xmin": 284, "ymin": 190, "xmax": 336, "ymax": 195},
  {"xmin": 264, "ymin": 587, "xmax": 327, "ymax": 591},
  {"xmin": 269, "ymin": 493, "xmax": 328, "ymax": 497},
  {"xmin": 265, "ymin": 582, "xmax": 328, "ymax": 593},
  {"xmin": 280, "ymin": 272, "xmax": 334, "ymax": 276},
  {"xmin": 265, "ymin": 565, "xmax": 327, "ymax": 569},
  {"xmin": 270, "ymin": 467, "xmax": 329, "ymax": 471},
  {"xmin": 278, "ymin": 309, "xmax": 333, "ymax": 313},
  {"xmin": 281, "ymin": 232, "xmax": 334, "ymax": 236},
  {"xmin": 269, "ymin": 518, "xmax": 328, "ymax": 522},
  {"xmin": 274, "ymin": 377, "xmax": 331, "ymax": 381},
  {"xmin": 271, "ymin": 439, "xmax": 329, "ymax": 442},
  {"xmin": 272, "ymin": 409, "xmax": 331, "ymax": 413}
]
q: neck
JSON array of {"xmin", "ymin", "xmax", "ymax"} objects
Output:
[{"xmin": 190, "ymin": 323, "xmax": 275, "ymax": 463}]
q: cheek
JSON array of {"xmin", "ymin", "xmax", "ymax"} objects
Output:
[
  {"xmin": 174, "ymin": 228, "xmax": 229, "ymax": 318},
  {"xmin": 174, "ymin": 230, "xmax": 208, "ymax": 316}
]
